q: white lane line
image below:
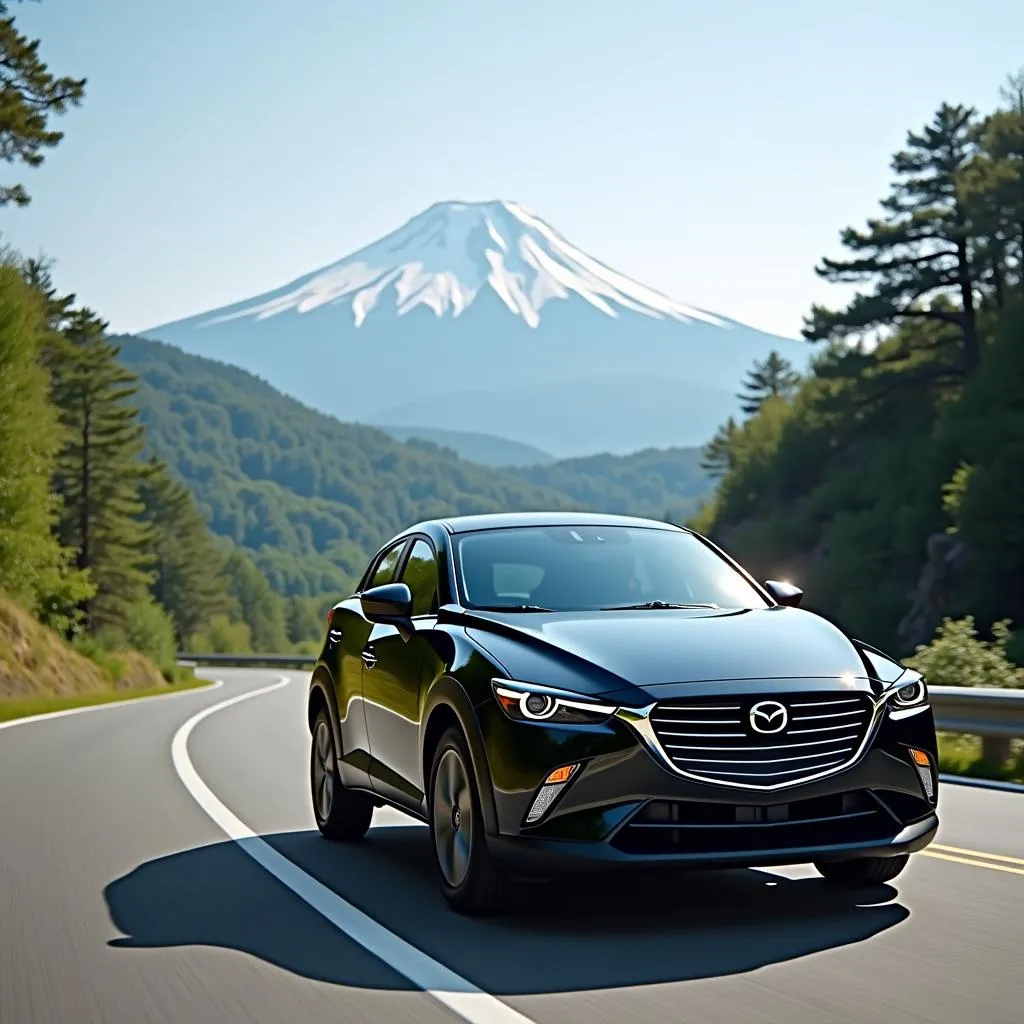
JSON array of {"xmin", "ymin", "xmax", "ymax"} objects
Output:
[
  {"xmin": 0, "ymin": 679, "xmax": 224, "ymax": 732},
  {"xmin": 170, "ymin": 675, "xmax": 538, "ymax": 1024}
]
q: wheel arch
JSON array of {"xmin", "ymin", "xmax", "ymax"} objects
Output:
[
  {"xmin": 421, "ymin": 677, "xmax": 499, "ymax": 836},
  {"xmin": 308, "ymin": 669, "xmax": 343, "ymax": 756}
]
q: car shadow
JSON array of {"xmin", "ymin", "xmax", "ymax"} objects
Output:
[{"xmin": 104, "ymin": 824, "xmax": 909, "ymax": 995}]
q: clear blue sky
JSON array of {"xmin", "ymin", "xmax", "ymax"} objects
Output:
[{"xmin": 3, "ymin": 0, "xmax": 1022, "ymax": 339}]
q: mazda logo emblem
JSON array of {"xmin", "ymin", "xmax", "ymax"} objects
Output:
[{"xmin": 749, "ymin": 700, "xmax": 789, "ymax": 734}]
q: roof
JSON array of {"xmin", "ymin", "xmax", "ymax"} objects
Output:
[{"xmin": 435, "ymin": 511, "xmax": 686, "ymax": 535}]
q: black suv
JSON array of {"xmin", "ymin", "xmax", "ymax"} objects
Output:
[{"xmin": 308, "ymin": 513, "xmax": 938, "ymax": 914}]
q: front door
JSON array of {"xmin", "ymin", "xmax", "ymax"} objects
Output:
[{"xmin": 361, "ymin": 537, "xmax": 440, "ymax": 809}]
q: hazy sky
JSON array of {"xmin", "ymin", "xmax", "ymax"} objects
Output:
[{"xmin": 3, "ymin": 0, "xmax": 1021, "ymax": 339}]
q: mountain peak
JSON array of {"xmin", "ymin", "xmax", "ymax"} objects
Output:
[{"xmin": 202, "ymin": 198, "xmax": 727, "ymax": 331}]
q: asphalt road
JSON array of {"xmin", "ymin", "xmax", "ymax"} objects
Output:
[{"xmin": 1, "ymin": 669, "xmax": 1022, "ymax": 1024}]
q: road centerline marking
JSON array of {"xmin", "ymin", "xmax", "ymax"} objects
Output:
[
  {"xmin": 929, "ymin": 843, "xmax": 1024, "ymax": 867},
  {"xmin": 170, "ymin": 674, "xmax": 539, "ymax": 1024},
  {"xmin": 920, "ymin": 850, "xmax": 1024, "ymax": 877}
]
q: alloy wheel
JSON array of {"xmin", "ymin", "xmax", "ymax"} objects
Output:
[
  {"xmin": 432, "ymin": 747, "xmax": 474, "ymax": 888},
  {"xmin": 312, "ymin": 719, "xmax": 335, "ymax": 822}
]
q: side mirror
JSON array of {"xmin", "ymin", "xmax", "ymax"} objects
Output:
[
  {"xmin": 360, "ymin": 582, "xmax": 413, "ymax": 631},
  {"xmin": 765, "ymin": 579, "xmax": 803, "ymax": 607}
]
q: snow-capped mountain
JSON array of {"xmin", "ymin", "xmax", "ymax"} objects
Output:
[
  {"xmin": 145, "ymin": 200, "xmax": 808, "ymax": 457},
  {"xmin": 205, "ymin": 200, "xmax": 727, "ymax": 331}
]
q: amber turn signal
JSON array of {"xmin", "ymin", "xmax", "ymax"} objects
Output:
[
  {"xmin": 909, "ymin": 748, "xmax": 930, "ymax": 767},
  {"xmin": 544, "ymin": 763, "xmax": 578, "ymax": 785}
]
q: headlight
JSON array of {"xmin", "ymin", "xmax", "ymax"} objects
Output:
[
  {"xmin": 880, "ymin": 674, "xmax": 928, "ymax": 714},
  {"xmin": 892, "ymin": 679, "xmax": 927, "ymax": 706},
  {"xmin": 491, "ymin": 679, "xmax": 617, "ymax": 725}
]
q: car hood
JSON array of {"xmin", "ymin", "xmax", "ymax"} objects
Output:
[{"xmin": 463, "ymin": 605, "xmax": 872, "ymax": 696}]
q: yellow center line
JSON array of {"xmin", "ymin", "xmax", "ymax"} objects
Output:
[
  {"xmin": 929, "ymin": 843, "xmax": 1024, "ymax": 867},
  {"xmin": 920, "ymin": 850, "xmax": 1024, "ymax": 877}
]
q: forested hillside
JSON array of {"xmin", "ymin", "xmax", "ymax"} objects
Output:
[
  {"xmin": 512, "ymin": 447, "xmax": 708, "ymax": 522},
  {"xmin": 116, "ymin": 335, "xmax": 714, "ymax": 596},
  {"xmin": 115, "ymin": 335, "xmax": 577, "ymax": 596},
  {"xmin": 693, "ymin": 80, "xmax": 1024, "ymax": 668}
]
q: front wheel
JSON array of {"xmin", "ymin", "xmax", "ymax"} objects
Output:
[
  {"xmin": 311, "ymin": 709, "xmax": 373, "ymax": 841},
  {"xmin": 429, "ymin": 727, "xmax": 513, "ymax": 915},
  {"xmin": 814, "ymin": 854, "xmax": 910, "ymax": 886}
]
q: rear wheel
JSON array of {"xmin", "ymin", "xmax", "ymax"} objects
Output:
[
  {"xmin": 311, "ymin": 709, "xmax": 373, "ymax": 841},
  {"xmin": 429, "ymin": 727, "xmax": 512, "ymax": 915},
  {"xmin": 814, "ymin": 854, "xmax": 910, "ymax": 886}
]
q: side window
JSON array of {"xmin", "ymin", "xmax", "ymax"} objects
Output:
[
  {"xmin": 367, "ymin": 542, "xmax": 406, "ymax": 590},
  {"xmin": 401, "ymin": 539, "xmax": 439, "ymax": 617}
]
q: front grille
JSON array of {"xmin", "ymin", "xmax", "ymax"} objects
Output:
[
  {"xmin": 612, "ymin": 789, "xmax": 897, "ymax": 856},
  {"xmin": 648, "ymin": 691, "xmax": 876, "ymax": 789}
]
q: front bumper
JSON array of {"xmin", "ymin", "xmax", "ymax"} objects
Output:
[
  {"xmin": 477, "ymin": 683, "xmax": 939, "ymax": 874},
  {"xmin": 490, "ymin": 813, "xmax": 938, "ymax": 873}
]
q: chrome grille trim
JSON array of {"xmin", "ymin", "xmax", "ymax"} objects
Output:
[{"xmin": 616, "ymin": 689, "xmax": 884, "ymax": 791}]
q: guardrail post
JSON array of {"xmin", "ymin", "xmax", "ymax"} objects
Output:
[{"xmin": 981, "ymin": 735, "xmax": 1012, "ymax": 766}]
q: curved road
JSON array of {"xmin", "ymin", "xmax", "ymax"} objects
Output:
[{"xmin": 1, "ymin": 669, "xmax": 1021, "ymax": 1024}]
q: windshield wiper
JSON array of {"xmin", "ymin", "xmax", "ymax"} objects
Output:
[
  {"xmin": 473, "ymin": 603, "xmax": 555, "ymax": 613},
  {"xmin": 599, "ymin": 600, "xmax": 720, "ymax": 611}
]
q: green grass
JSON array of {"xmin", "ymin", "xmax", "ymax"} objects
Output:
[
  {"xmin": 0, "ymin": 675, "xmax": 214, "ymax": 723},
  {"xmin": 937, "ymin": 732, "xmax": 1024, "ymax": 784}
]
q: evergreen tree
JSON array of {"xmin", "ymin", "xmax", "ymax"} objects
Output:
[
  {"xmin": 962, "ymin": 72, "xmax": 1024, "ymax": 308},
  {"xmin": 0, "ymin": 2, "xmax": 86, "ymax": 207},
  {"xmin": 138, "ymin": 458, "xmax": 232, "ymax": 643},
  {"xmin": 700, "ymin": 417, "xmax": 739, "ymax": 478},
  {"xmin": 49, "ymin": 311, "xmax": 154, "ymax": 632},
  {"xmin": 223, "ymin": 549, "xmax": 289, "ymax": 652},
  {"xmin": 804, "ymin": 104, "xmax": 983, "ymax": 373},
  {"xmin": 736, "ymin": 351, "xmax": 801, "ymax": 415},
  {"xmin": 0, "ymin": 262, "xmax": 90, "ymax": 621}
]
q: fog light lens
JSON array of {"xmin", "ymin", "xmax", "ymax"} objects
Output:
[
  {"xmin": 525, "ymin": 763, "xmax": 580, "ymax": 824},
  {"xmin": 909, "ymin": 748, "xmax": 935, "ymax": 801}
]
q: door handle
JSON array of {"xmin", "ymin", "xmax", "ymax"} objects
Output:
[{"xmin": 361, "ymin": 647, "xmax": 378, "ymax": 669}]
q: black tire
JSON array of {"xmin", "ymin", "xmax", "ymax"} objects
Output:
[
  {"xmin": 428, "ymin": 727, "xmax": 513, "ymax": 915},
  {"xmin": 311, "ymin": 709, "xmax": 373, "ymax": 841},
  {"xmin": 814, "ymin": 853, "xmax": 910, "ymax": 886}
]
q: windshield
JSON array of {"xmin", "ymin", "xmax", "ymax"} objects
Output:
[{"xmin": 454, "ymin": 525, "xmax": 770, "ymax": 612}]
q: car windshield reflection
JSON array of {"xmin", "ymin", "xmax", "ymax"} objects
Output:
[{"xmin": 454, "ymin": 525, "xmax": 768, "ymax": 612}]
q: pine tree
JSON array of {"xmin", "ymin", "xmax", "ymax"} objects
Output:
[
  {"xmin": 49, "ymin": 311, "xmax": 154, "ymax": 632},
  {"xmin": 701, "ymin": 417, "xmax": 739, "ymax": 478},
  {"xmin": 962, "ymin": 72, "xmax": 1024, "ymax": 308},
  {"xmin": 804, "ymin": 104, "xmax": 983, "ymax": 373},
  {"xmin": 0, "ymin": 263, "xmax": 83, "ymax": 614},
  {"xmin": 0, "ymin": 3, "xmax": 86, "ymax": 207},
  {"xmin": 736, "ymin": 351, "xmax": 801, "ymax": 415},
  {"xmin": 138, "ymin": 458, "xmax": 232, "ymax": 643}
]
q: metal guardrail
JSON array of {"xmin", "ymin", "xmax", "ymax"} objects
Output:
[
  {"xmin": 929, "ymin": 685, "xmax": 1024, "ymax": 739},
  {"xmin": 179, "ymin": 654, "xmax": 1024, "ymax": 739},
  {"xmin": 179, "ymin": 652, "xmax": 316, "ymax": 669}
]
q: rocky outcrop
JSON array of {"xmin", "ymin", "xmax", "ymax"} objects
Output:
[{"xmin": 898, "ymin": 532, "xmax": 971, "ymax": 650}]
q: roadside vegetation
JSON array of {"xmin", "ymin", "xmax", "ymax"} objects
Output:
[{"xmin": 691, "ymin": 73, "xmax": 1024, "ymax": 782}]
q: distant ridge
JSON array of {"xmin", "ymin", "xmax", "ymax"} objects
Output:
[{"xmin": 375, "ymin": 425, "xmax": 554, "ymax": 467}]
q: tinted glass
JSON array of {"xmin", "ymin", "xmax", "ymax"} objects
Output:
[
  {"xmin": 368, "ymin": 542, "xmax": 405, "ymax": 589},
  {"xmin": 454, "ymin": 525, "xmax": 769, "ymax": 611},
  {"xmin": 401, "ymin": 539, "xmax": 439, "ymax": 616}
]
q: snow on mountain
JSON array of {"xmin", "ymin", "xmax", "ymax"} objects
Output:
[
  {"xmin": 202, "ymin": 200, "xmax": 728, "ymax": 332},
  {"xmin": 144, "ymin": 200, "xmax": 808, "ymax": 457}
]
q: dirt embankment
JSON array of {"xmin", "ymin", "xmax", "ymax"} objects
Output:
[{"xmin": 0, "ymin": 595, "xmax": 168, "ymax": 699}]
